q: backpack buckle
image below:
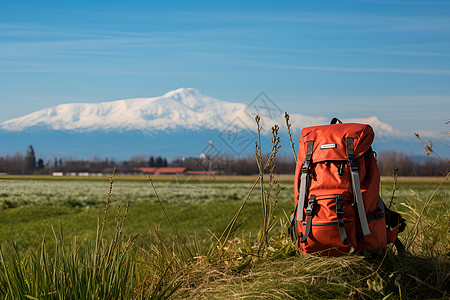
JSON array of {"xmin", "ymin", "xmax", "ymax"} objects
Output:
[
  {"xmin": 305, "ymin": 195, "xmax": 316, "ymax": 216},
  {"xmin": 301, "ymin": 141, "xmax": 314, "ymax": 174},
  {"xmin": 348, "ymin": 155, "xmax": 358, "ymax": 172},
  {"xmin": 301, "ymin": 162, "xmax": 310, "ymax": 174}
]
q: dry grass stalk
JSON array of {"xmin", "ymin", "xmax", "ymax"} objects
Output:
[
  {"xmin": 388, "ymin": 167, "xmax": 399, "ymax": 209},
  {"xmin": 254, "ymin": 115, "xmax": 282, "ymax": 254},
  {"xmin": 212, "ymin": 175, "xmax": 261, "ymax": 258},
  {"xmin": 147, "ymin": 175, "xmax": 193, "ymax": 258},
  {"xmin": 171, "ymin": 254, "xmax": 378, "ymax": 299},
  {"xmin": 99, "ymin": 166, "xmax": 116, "ymax": 243},
  {"xmin": 414, "ymin": 132, "xmax": 445, "ymax": 161},
  {"xmin": 404, "ymin": 171, "xmax": 450, "ymax": 251},
  {"xmin": 284, "ymin": 112, "xmax": 297, "ymax": 162}
]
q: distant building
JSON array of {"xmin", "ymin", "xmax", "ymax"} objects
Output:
[{"xmin": 52, "ymin": 171, "xmax": 99, "ymax": 176}]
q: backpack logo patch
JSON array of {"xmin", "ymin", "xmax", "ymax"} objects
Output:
[{"xmin": 320, "ymin": 144, "xmax": 337, "ymax": 149}]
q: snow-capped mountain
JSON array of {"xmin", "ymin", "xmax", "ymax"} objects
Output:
[
  {"xmin": 1, "ymin": 88, "xmax": 246, "ymax": 132},
  {"xmin": 0, "ymin": 88, "xmax": 397, "ymax": 138}
]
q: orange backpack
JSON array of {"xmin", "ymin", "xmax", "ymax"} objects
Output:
[{"xmin": 290, "ymin": 118, "xmax": 405, "ymax": 256}]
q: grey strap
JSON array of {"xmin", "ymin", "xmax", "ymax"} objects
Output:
[
  {"xmin": 296, "ymin": 141, "xmax": 314, "ymax": 231},
  {"xmin": 297, "ymin": 173, "xmax": 308, "ymax": 222},
  {"xmin": 346, "ymin": 138, "xmax": 371, "ymax": 236},
  {"xmin": 335, "ymin": 195, "xmax": 349, "ymax": 245}
]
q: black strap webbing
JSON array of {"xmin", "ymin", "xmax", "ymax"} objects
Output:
[
  {"xmin": 394, "ymin": 238, "xmax": 405, "ymax": 254},
  {"xmin": 300, "ymin": 195, "xmax": 316, "ymax": 244},
  {"xmin": 366, "ymin": 212, "xmax": 385, "ymax": 221},
  {"xmin": 296, "ymin": 141, "xmax": 314, "ymax": 237},
  {"xmin": 330, "ymin": 117, "xmax": 343, "ymax": 124},
  {"xmin": 289, "ymin": 205, "xmax": 299, "ymax": 241},
  {"xmin": 346, "ymin": 137, "xmax": 370, "ymax": 236},
  {"xmin": 335, "ymin": 195, "xmax": 348, "ymax": 245},
  {"xmin": 382, "ymin": 201, "xmax": 407, "ymax": 233}
]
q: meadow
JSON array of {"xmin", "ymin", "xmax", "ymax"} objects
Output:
[
  {"xmin": 0, "ymin": 175, "xmax": 294, "ymax": 251},
  {"xmin": 1, "ymin": 175, "xmax": 447, "ymax": 249},
  {"xmin": 0, "ymin": 174, "xmax": 448, "ymax": 299}
]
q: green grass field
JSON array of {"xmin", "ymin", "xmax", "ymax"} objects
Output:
[
  {"xmin": 0, "ymin": 176, "xmax": 293, "ymax": 251},
  {"xmin": 0, "ymin": 174, "xmax": 448, "ymax": 299},
  {"xmin": 0, "ymin": 175, "xmax": 447, "ymax": 248}
]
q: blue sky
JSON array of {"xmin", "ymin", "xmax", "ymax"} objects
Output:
[{"xmin": 1, "ymin": 0, "xmax": 449, "ymax": 135}]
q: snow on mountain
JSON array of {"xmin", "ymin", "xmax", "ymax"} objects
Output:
[
  {"xmin": 344, "ymin": 116, "xmax": 399, "ymax": 137},
  {"xmin": 1, "ymin": 88, "xmax": 244, "ymax": 132},
  {"xmin": 0, "ymin": 88, "xmax": 397, "ymax": 137}
]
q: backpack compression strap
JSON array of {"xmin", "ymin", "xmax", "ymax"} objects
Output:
[
  {"xmin": 336, "ymin": 194, "xmax": 349, "ymax": 245},
  {"xmin": 300, "ymin": 195, "xmax": 316, "ymax": 244},
  {"xmin": 296, "ymin": 141, "xmax": 314, "ymax": 236},
  {"xmin": 346, "ymin": 138, "xmax": 371, "ymax": 236}
]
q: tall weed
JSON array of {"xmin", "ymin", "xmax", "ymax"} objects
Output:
[{"xmin": 0, "ymin": 169, "xmax": 137, "ymax": 299}]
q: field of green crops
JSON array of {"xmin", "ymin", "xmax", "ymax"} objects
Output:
[
  {"xmin": 0, "ymin": 176, "xmax": 292, "ymax": 251},
  {"xmin": 0, "ymin": 175, "xmax": 448, "ymax": 250},
  {"xmin": 0, "ymin": 175, "xmax": 448, "ymax": 299}
]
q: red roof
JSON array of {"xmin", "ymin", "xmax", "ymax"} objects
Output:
[
  {"xmin": 137, "ymin": 167, "xmax": 158, "ymax": 173},
  {"xmin": 154, "ymin": 167, "xmax": 187, "ymax": 174},
  {"xmin": 135, "ymin": 167, "xmax": 187, "ymax": 174}
]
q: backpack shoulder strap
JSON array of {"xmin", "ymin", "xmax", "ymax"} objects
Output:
[
  {"xmin": 346, "ymin": 137, "xmax": 371, "ymax": 236},
  {"xmin": 295, "ymin": 140, "xmax": 314, "ymax": 237}
]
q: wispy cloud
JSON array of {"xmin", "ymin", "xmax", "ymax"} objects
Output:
[
  {"xmin": 332, "ymin": 46, "xmax": 450, "ymax": 58},
  {"xmin": 375, "ymin": 50, "xmax": 450, "ymax": 57},
  {"xmin": 413, "ymin": 130, "xmax": 450, "ymax": 139},
  {"xmin": 233, "ymin": 44, "xmax": 450, "ymax": 59},
  {"xmin": 0, "ymin": 64, "xmax": 195, "ymax": 76},
  {"xmin": 202, "ymin": 12, "xmax": 450, "ymax": 33},
  {"xmin": 247, "ymin": 63, "xmax": 450, "ymax": 75},
  {"xmin": 0, "ymin": 35, "xmax": 166, "ymax": 57},
  {"xmin": 364, "ymin": 1, "xmax": 450, "ymax": 5}
]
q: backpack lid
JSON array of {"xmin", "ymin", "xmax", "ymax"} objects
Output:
[{"xmin": 297, "ymin": 123, "xmax": 374, "ymax": 163}]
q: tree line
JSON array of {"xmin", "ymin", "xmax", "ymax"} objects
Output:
[
  {"xmin": 0, "ymin": 145, "xmax": 448, "ymax": 176},
  {"xmin": 0, "ymin": 145, "xmax": 45, "ymax": 174},
  {"xmin": 377, "ymin": 151, "xmax": 449, "ymax": 177}
]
